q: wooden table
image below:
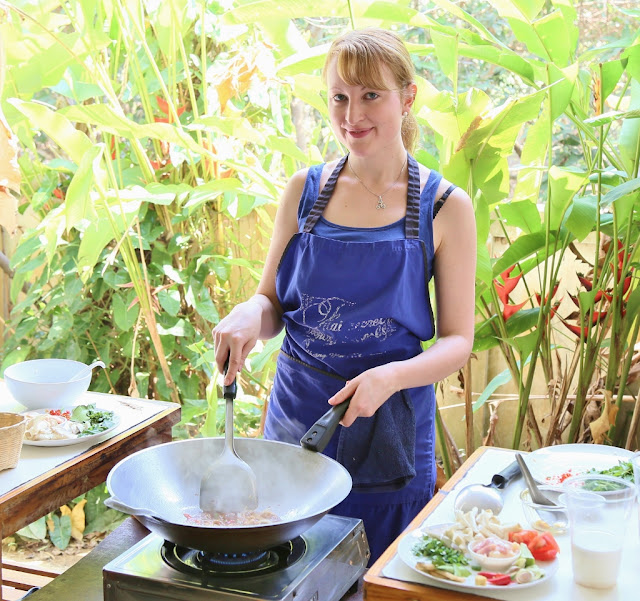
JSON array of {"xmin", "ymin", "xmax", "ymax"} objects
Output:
[
  {"xmin": 0, "ymin": 384, "xmax": 180, "ymax": 600},
  {"xmin": 365, "ymin": 446, "xmax": 495, "ymax": 601},
  {"xmin": 364, "ymin": 445, "xmax": 640, "ymax": 601}
]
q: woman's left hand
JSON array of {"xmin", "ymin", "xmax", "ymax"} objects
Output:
[{"xmin": 327, "ymin": 363, "xmax": 399, "ymax": 427}]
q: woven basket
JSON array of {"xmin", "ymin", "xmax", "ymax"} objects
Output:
[{"xmin": 0, "ymin": 412, "xmax": 26, "ymax": 471}]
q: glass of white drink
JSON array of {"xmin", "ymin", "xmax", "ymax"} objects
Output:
[
  {"xmin": 563, "ymin": 474, "xmax": 635, "ymax": 589},
  {"xmin": 632, "ymin": 452, "xmax": 640, "ymax": 536}
]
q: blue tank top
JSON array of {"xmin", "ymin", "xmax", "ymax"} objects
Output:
[{"xmin": 297, "ymin": 163, "xmax": 443, "ymax": 280}]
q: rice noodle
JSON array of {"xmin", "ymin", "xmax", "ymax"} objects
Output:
[{"xmin": 184, "ymin": 509, "xmax": 280, "ymax": 527}]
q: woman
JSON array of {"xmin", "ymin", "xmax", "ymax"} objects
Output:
[{"xmin": 213, "ymin": 28, "xmax": 476, "ymax": 563}]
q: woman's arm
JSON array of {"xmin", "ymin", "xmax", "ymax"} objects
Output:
[
  {"xmin": 328, "ymin": 186, "xmax": 477, "ymax": 425},
  {"xmin": 213, "ymin": 169, "xmax": 307, "ymax": 384}
]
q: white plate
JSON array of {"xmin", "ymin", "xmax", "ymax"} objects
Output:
[
  {"xmin": 525, "ymin": 444, "xmax": 632, "ymax": 487},
  {"xmin": 397, "ymin": 525, "xmax": 559, "ymax": 591},
  {"xmin": 21, "ymin": 408, "xmax": 120, "ymax": 447}
]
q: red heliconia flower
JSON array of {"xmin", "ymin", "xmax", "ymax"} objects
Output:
[
  {"xmin": 53, "ymin": 188, "xmax": 65, "ymax": 200},
  {"xmin": 494, "ymin": 266, "xmax": 522, "ymax": 306},
  {"xmin": 561, "ymin": 319, "xmax": 589, "ymax": 338},
  {"xmin": 149, "ymin": 157, "xmax": 171, "ymax": 171},
  {"xmin": 155, "ymin": 95, "xmax": 186, "ymax": 123},
  {"xmin": 502, "ymin": 300, "xmax": 527, "ymax": 321}
]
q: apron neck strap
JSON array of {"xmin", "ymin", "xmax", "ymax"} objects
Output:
[
  {"xmin": 302, "ymin": 155, "xmax": 348, "ymax": 234},
  {"xmin": 302, "ymin": 153, "xmax": 421, "ymax": 239}
]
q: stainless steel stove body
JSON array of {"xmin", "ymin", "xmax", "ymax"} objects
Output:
[{"xmin": 103, "ymin": 515, "xmax": 369, "ymax": 601}]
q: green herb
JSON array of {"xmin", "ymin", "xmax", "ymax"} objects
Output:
[
  {"xmin": 587, "ymin": 461, "xmax": 634, "ymax": 484},
  {"xmin": 70, "ymin": 404, "xmax": 116, "ymax": 436},
  {"xmin": 412, "ymin": 535, "xmax": 469, "ymax": 568}
]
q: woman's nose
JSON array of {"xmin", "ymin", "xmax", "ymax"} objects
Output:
[{"xmin": 345, "ymin": 101, "xmax": 363, "ymax": 124}]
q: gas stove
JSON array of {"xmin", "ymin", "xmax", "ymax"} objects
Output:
[{"xmin": 103, "ymin": 514, "xmax": 369, "ymax": 601}]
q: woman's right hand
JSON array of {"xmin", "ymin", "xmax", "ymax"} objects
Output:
[{"xmin": 213, "ymin": 299, "xmax": 264, "ymax": 385}]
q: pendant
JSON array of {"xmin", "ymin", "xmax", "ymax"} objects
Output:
[{"xmin": 376, "ymin": 196, "xmax": 386, "ymax": 210}]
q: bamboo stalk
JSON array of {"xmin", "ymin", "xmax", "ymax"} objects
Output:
[{"xmin": 463, "ymin": 360, "xmax": 474, "ymax": 457}]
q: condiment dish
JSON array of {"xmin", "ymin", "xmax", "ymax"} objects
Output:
[{"xmin": 467, "ymin": 536, "xmax": 521, "ymax": 572}]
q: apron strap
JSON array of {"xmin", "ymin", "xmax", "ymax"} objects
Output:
[
  {"xmin": 302, "ymin": 153, "xmax": 422, "ymax": 239},
  {"xmin": 302, "ymin": 155, "xmax": 348, "ymax": 233},
  {"xmin": 405, "ymin": 154, "xmax": 421, "ymax": 240}
]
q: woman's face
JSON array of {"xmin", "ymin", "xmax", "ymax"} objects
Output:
[{"xmin": 325, "ymin": 58, "xmax": 413, "ymax": 157}]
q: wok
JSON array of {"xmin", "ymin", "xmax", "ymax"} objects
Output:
[{"xmin": 105, "ymin": 437, "xmax": 351, "ymax": 553}]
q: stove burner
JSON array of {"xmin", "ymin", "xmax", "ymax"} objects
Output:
[
  {"xmin": 197, "ymin": 550, "xmax": 269, "ymax": 572},
  {"xmin": 161, "ymin": 537, "xmax": 306, "ymax": 581}
]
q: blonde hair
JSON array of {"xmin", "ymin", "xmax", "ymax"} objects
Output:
[{"xmin": 322, "ymin": 28, "xmax": 418, "ymax": 153}]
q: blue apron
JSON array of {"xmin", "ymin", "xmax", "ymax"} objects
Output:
[{"xmin": 265, "ymin": 154, "xmax": 437, "ymax": 563}]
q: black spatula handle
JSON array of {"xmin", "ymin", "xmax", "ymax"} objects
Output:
[
  {"xmin": 490, "ymin": 460, "xmax": 521, "ymax": 489},
  {"xmin": 223, "ymin": 357, "xmax": 237, "ymax": 400},
  {"xmin": 300, "ymin": 398, "xmax": 351, "ymax": 452}
]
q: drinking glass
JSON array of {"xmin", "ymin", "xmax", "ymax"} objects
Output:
[
  {"xmin": 563, "ymin": 474, "xmax": 635, "ymax": 589},
  {"xmin": 632, "ymin": 451, "xmax": 640, "ymax": 535}
]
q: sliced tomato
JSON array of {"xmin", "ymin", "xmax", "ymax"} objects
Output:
[
  {"xmin": 528, "ymin": 532, "xmax": 559, "ymax": 561},
  {"xmin": 508, "ymin": 530, "xmax": 559, "ymax": 561},
  {"xmin": 507, "ymin": 530, "xmax": 538, "ymax": 545}
]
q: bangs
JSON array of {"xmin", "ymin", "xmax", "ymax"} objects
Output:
[{"xmin": 331, "ymin": 43, "xmax": 395, "ymax": 91}]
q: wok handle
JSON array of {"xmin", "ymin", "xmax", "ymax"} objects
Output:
[
  {"xmin": 104, "ymin": 496, "xmax": 158, "ymax": 520},
  {"xmin": 300, "ymin": 398, "xmax": 351, "ymax": 453}
]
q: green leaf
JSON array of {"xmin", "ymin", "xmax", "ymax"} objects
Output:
[
  {"xmin": 265, "ymin": 135, "xmax": 308, "ymax": 162},
  {"xmin": 250, "ymin": 331, "xmax": 285, "ymax": 372},
  {"xmin": 620, "ymin": 81, "xmax": 640, "ymax": 175},
  {"xmin": 472, "ymin": 367, "xmax": 513, "ymax": 412},
  {"xmin": 505, "ymin": 308, "xmax": 540, "ymax": 340},
  {"xmin": 431, "ymin": 30, "xmax": 458, "ymax": 85},
  {"xmin": 490, "ymin": 0, "xmax": 544, "ymax": 21},
  {"xmin": 193, "ymin": 289, "xmax": 220, "ymax": 323},
  {"xmin": 533, "ymin": 10, "xmax": 574, "ymax": 66},
  {"xmin": 65, "ymin": 145, "xmax": 105, "ymax": 231},
  {"xmin": 48, "ymin": 514, "xmax": 72, "ymax": 550},
  {"xmin": 8, "ymin": 99, "xmax": 93, "ymax": 165},
  {"xmin": 457, "ymin": 42, "xmax": 536, "ymax": 85},
  {"xmin": 601, "ymin": 59, "xmax": 626, "ymax": 101},
  {"xmin": 492, "ymin": 231, "xmax": 556, "ymax": 276},
  {"xmin": 584, "ymin": 108, "xmax": 640, "ymax": 127},
  {"xmin": 16, "ymin": 517, "xmax": 47, "ymax": 541},
  {"xmin": 601, "ymin": 177, "xmax": 640, "ymax": 207},
  {"xmin": 476, "ymin": 245, "xmax": 493, "ymax": 287},
  {"xmin": 545, "ymin": 63, "xmax": 579, "ymax": 120},
  {"xmin": 192, "ymin": 115, "xmax": 265, "ymax": 145},
  {"xmin": 113, "ymin": 293, "xmax": 139, "ymax": 332},
  {"xmin": 291, "ymin": 74, "xmax": 328, "ymax": 115},
  {"xmin": 158, "ymin": 289, "xmax": 181, "ymax": 317},
  {"xmin": 157, "ymin": 319, "xmax": 189, "ymax": 336},
  {"xmin": 547, "ymin": 165, "xmax": 589, "ymax": 231},
  {"xmin": 500, "ymin": 200, "xmax": 542, "ymax": 234},
  {"xmin": 162, "ymin": 265, "xmax": 185, "ymax": 285},
  {"xmin": 224, "ymin": 0, "xmax": 348, "ymax": 23},
  {"xmin": 564, "ymin": 195, "xmax": 598, "ymax": 241},
  {"xmin": 473, "ymin": 354, "xmax": 532, "ymax": 412}
]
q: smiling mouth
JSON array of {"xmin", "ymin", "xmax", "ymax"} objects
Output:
[{"xmin": 345, "ymin": 128, "xmax": 372, "ymax": 136}]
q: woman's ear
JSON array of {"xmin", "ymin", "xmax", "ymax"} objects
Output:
[{"xmin": 404, "ymin": 82, "xmax": 418, "ymax": 112}]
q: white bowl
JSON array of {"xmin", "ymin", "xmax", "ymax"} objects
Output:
[
  {"xmin": 467, "ymin": 536, "xmax": 521, "ymax": 572},
  {"xmin": 4, "ymin": 359, "xmax": 92, "ymax": 410}
]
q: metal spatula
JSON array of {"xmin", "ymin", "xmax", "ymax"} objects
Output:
[{"xmin": 199, "ymin": 364, "xmax": 258, "ymax": 513}]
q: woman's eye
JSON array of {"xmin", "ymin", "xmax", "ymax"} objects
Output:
[
  {"xmin": 365, "ymin": 92, "xmax": 380, "ymax": 100},
  {"xmin": 331, "ymin": 94, "xmax": 347, "ymax": 102}
]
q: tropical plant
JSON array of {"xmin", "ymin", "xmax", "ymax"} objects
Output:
[
  {"xmin": 2, "ymin": 1, "xmax": 640, "ymax": 479},
  {"xmin": 0, "ymin": 0, "xmax": 310, "ymax": 437}
]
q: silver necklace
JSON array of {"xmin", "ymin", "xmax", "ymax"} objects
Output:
[{"xmin": 348, "ymin": 155, "xmax": 408, "ymax": 210}]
